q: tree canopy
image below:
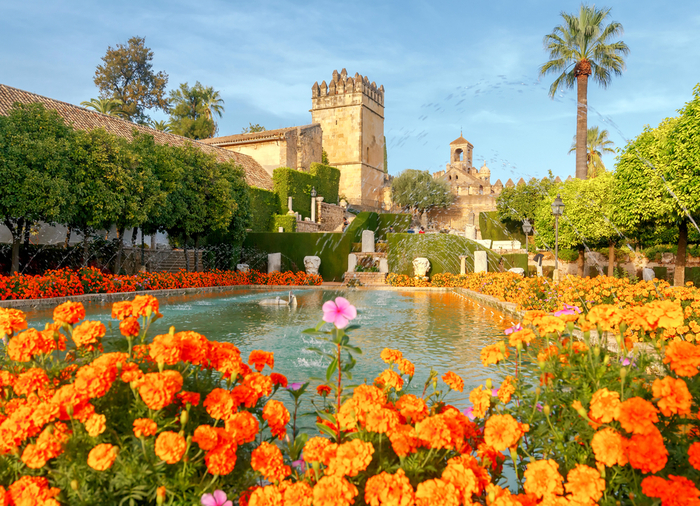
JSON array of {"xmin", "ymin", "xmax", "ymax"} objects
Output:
[
  {"xmin": 94, "ymin": 36, "xmax": 169, "ymax": 124},
  {"xmin": 391, "ymin": 169, "xmax": 453, "ymax": 213},
  {"xmin": 568, "ymin": 126, "xmax": 616, "ymax": 177},
  {"xmin": 241, "ymin": 123, "xmax": 266, "ymax": 134},
  {"xmin": 168, "ymin": 82, "xmax": 221, "ymax": 139},
  {"xmin": 496, "ymin": 174, "xmax": 557, "ymax": 230}
]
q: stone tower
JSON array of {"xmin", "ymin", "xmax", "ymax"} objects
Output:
[{"xmin": 311, "ymin": 69, "xmax": 385, "ymax": 209}]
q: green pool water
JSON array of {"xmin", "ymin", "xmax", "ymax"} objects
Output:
[{"xmin": 24, "ymin": 288, "xmax": 517, "ymax": 410}]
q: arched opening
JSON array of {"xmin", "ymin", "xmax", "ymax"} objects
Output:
[
  {"xmin": 454, "ymin": 149, "xmax": 463, "ymax": 162},
  {"xmin": 448, "ymin": 175, "xmax": 451, "ymax": 180},
  {"xmin": 479, "ymin": 185, "xmax": 484, "ymax": 195},
  {"xmin": 455, "ymin": 175, "xmax": 458, "ymax": 180}
]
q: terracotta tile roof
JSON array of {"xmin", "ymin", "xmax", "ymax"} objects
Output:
[
  {"xmin": 201, "ymin": 123, "xmax": 319, "ymax": 147},
  {"xmin": 450, "ymin": 135, "xmax": 472, "ymax": 146},
  {"xmin": 0, "ymin": 83, "xmax": 273, "ymax": 190}
]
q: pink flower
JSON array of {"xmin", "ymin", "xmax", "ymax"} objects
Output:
[
  {"xmin": 504, "ymin": 323, "xmax": 522, "ymax": 335},
  {"xmin": 322, "ymin": 297, "xmax": 357, "ymax": 329},
  {"xmin": 201, "ymin": 490, "xmax": 232, "ymax": 506}
]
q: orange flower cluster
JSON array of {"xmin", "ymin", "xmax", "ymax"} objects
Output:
[
  {"xmin": 251, "ymin": 441, "xmax": 290, "ymax": 483},
  {"xmin": 263, "ymin": 399, "xmax": 290, "ymax": 439},
  {"xmin": 155, "ymin": 431, "xmax": 186, "ymax": 464}
]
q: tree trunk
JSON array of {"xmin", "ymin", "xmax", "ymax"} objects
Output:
[
  {"xmin": 183, "ymin": 240, "xmax": 190, "ymax": 272},
  {"xmin": 115, "ymin": 226, "xmax": 125, "ymax": 274},
  {"xmin": 6, "ymin": 219, "xmax": 22, "ymax": 274},
  {"xmin": 23, "ymin": 222, "xmax": 31, "ymax": 248},
  {"xmin": 576, "ymin": 73, "xmax": 589, "ymax": 180},
  {"xmin": 577, "ymin": 246, "xmax": 585, "ymax": 277},
  {"xmin": 674, "ymin": 220, "xmax": 688, "ymax": 286},
  {"xmin": 608, "ymin": 239, "xmax": 615, "ymax": 277},
  {"xmin": 64, "ymin": 226, "xmax": 72, "ymax": 249},
  {"xmin": 194, "ymin": 236, "xmax": 199, "ymax": 272}
]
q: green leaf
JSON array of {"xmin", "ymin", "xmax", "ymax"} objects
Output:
[
  {"xmin": 317, "ymin": 422, "xmax": 336, "ymax": 437},
  {"xmin": 326, "ymin": 357, "xmax": 338, "ymax": 381}
]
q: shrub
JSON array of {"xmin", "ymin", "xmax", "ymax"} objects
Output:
[
  {"xmin": 270, "ymin": 214, "xmax": 296, "ymax": 233},
  {"xmin": 249, "ymin": 187, "xmax": 280, "ymax": 232},
  {"xmin": 309, "ymin": 162, "xmax": 340, "ymax": 205}
]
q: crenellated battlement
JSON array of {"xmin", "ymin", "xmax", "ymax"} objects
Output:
[{"xmin": 311, "ymin": 68, "xmax": 384, "ymax": 105}]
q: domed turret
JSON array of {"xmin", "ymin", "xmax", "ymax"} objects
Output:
[{"xmin": 479, "ymin": 163, "xmax": 491, "ymax": 182}]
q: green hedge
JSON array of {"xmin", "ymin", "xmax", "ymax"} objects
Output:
[
  {"xmin": 652, "ymin": 266, "xmax": 669, "ymax": 281},
  {"xmin": 242, "ymin": 232, "xmax": 352, "ymax": 281},
  {"xmin": 249, "ymin": 187, "xmax": 280, "ymax": 232},
  {"xmin": 344, "ymin": 212, "xmax": 379, "ymax": 243},
  {"xmin": 376, "ymin": 214, "xmax": 412, "ymax": 241},
  {"xmin": 387, "ymin": 234, "xmax": 502, "ymax": 276},
  {"xmin": 271, "ymin": 214, "xmax": 296, "ymax": 233},
  {"xmin": 501, "ymin": 253, "xmax": 528, "ymax": 272},
  {"xmin": 479, "ymin": 211, "xmax": 525, "ymax": 243},
  {"xmin": 309, "ymin": 163, "xmax": 341, "ymax": 205}
]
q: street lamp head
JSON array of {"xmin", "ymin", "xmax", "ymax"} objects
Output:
[
  {"xmin": 551, "ymin": 194, "xmax": 564, "ymax": 217},
  {"xmin": 311, "ymin": 187, "xmax": 317, "ymax": 198},
  {"xmin": 522, "ymin": 218, "xmax": 533, "ymax": 234}
]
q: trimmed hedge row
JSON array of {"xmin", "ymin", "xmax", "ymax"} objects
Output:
[
  {"xmin": 310, "ymin": 163, "xmax": 340, "ymax": 206},
  {"xmin": 249, "ymin": 187, "xmax": 280, "ymax": 232},
  {"xmin": 272, "ymin": 164, "xmax": 341, "ymax": 219},
  {"xmin": 479, "ymin": 210, "xmax": 525, "ymax": 243},
  {"xmin": 345, "ymin": 212, "xmax": 379, "ymax": 243},
  {"xmin": 271, "ymin": 215, "xmax": 296, "ymax": 233},
  {"xmin": 376, "ymin": 214, "xmax": 412, "ymax": 241}
]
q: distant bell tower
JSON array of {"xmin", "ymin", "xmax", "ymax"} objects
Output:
[
  {"xmin": 449, "ymin": 133, "xmax": 473, "ymax": 168},
  {"xmin": 311, "ymin": 69, "xmax": 385, "ymax": 209}
]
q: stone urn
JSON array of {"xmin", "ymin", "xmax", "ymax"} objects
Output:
[
  {"xmin": 304, "ymin": 256, "xmax": 321, "ymax": 275},
  {"xmin": 412, "ymin": 257, "xmax": 431, "ymax": 278},
  {"xmin": 236, "ymin": 263, "xmax": 249, "ymax": 273}
]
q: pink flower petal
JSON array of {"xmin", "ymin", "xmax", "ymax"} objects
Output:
[
  {"xmin": 334, "ymin": 314, "xmax": 349, "ymax": 329},
  {"xmin": 201, "ymin": 494, "xmax": 217, "ymax": 506},
  {"xmin": 213, "ymin": 491, "xmax": 228, "ymax": 505},
  {"xmin": 322, "ymin": 300, "xmax": 337, "ymax": 313}
]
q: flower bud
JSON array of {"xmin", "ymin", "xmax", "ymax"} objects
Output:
[
  {"xmin": 538, "ymin": 361, "xmax": 546, "ymax": 370},
  {"xmin": 498, "ymin": 341, "xmax": 507, "ymax": 354},
  {"xmin": 619, "ymin": 322, "xmax": 627, "ymax": 335},
  {"xmin": 146, "ymin": 306, "xmax": 153, "ymax": 317},
  {"xmin": 603, "ymin": 356, "xmax": 610, "ymax": 366},
  {"xmin": 180, "ymin": 410, "xmax": 189, "ymax": 426},
  {"xmin": 593, "ymin": 346, "xmax": 600, "ymax": 357},
  {"xmin": 620, "ymin": 368, "xmax": 627, "ymax": 380},
  {"xmin": 567, "ymin": 322, "xmax": 574, "ymax": 333},
  {"xmin": 543, "ymin": 404, "xmax": 551, "ymax": 416},
  {"xmin": 516, "ymin": 342, "xmax": 523, "ymax": 352},
  {"xmin": 485, "ymin": 379, "xmax": 493, "ymax": 390},
  {"xmin": 169, "ymin": 325, "xmax": 175, "ymax": 336},
  {"xmin": 70, "ymin": 480, "xmax": 79, "ymax": 491},
  {"xmin": 535, "ymin": 387, "xmax": 541, "ymax": 397},
  {"xmin": 156, "ymin": 486, "xmax": 166, "ymax": 505},
  {"xmin": 583, "ymin": 330, "xmax": 590, "ymax": 341},
  {"xmin": 66, "ymin": 405, "xmax": 74, "ymax": 417}
]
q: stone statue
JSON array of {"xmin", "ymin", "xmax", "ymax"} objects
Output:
[
  {"xmin": 236, "ymin": 263, "xmax": 249, "ymax": 272},
  {"xmin": 304, "ymin": 256, "xmax": 321, "ymax": 275},
  {"xmin": 412, "ymin": 257, "xmax": 431, "ymax": 277}
]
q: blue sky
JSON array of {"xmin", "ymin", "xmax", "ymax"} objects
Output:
[{"xmin": 1, "ymin": 0, "xmax": 698, "ymax": 184}]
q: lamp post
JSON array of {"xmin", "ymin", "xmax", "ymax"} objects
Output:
[
  {"xmin": 310, "ymin": 187, "xmax": 317, "ymax": 223},
  {"xmin": 522, "ymin": 218, "xmax": 532, "ymax": 252},
  {"xmin": 551, "ymin": 194, "xmax": 565, "ymax": 274}
]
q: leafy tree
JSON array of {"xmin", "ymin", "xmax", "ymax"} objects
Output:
[
  {"xmin": 496, "ymin": 174, "xmax": 557, "ymax": 237},
  {"xmin": 0, "ymin": 103, "xmax": 75, "ymax": 273},
  {"xmin": 540, "ymin": 4, "xmax": 629, "ymax": 180},
  {"xmin": 321, "ymin": 150, "xmax": 329, "ymax": 165},
  {"xmin": 200, "ymin": 85, "xmax": 225, "ymax": 135},
  {"xmin": 168, "ymin": 82, "xmax": 217, "ymax": 139},
  {"xmin": 94, "ymin": 36, "xmax": 169, "ymax": 123},
  {"xmin": 534, "ymin": 172, "xmax": 619, "ymax": 276},
  {"xmin": 391, "ymin": 169, "xmax": 453, "ymax": 214},
  {"xmin": 80, "ymin": 98, "xmax": 126, "ymax": 118},
  {"xmin": 241, "ymin": 123, "xmax": 266, "ymax": 134},
  {"xmin": 149, "ymin": 119, "xmax": 171, "ymax": 132},
  {"xmin": 614, "ymin": 85, "xmax": 700, "ymax": 286},
  {"xmin": 568, "ymin": 126, "xmax": 616, "ymax": 177}
]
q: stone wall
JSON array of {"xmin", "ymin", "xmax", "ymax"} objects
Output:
[
  {"xmin": 427, "ymin": 194, "xmax": 498, "ymax": 231},
  {"xmin": 317, "ymin": 201, "xmax": 345, "ymax": 231},
  {"xmin": 296, "ymin": 220, "xmax": 321, "ymax": 233},
  {"xmin": 344, "ymin": 272, "xmax": 387, "ymax": 285}
]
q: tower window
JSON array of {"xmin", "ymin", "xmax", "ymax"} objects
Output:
[{"xmin": 454, "ymin": 148, "xmax": 463, "ymax": 162}]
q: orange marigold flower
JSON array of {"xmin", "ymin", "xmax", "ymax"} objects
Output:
[
  {"xmin": 177, "ymin": 331, "xmax": 209, "ymax": 365},
  {"xmin": 326, "ymin": 439, "xmax": 375, "ymax": 477},
  {"xmin": 248, "ymin": 350, "xmax": 274, "ymax": 372},
  {"xmin": 663, "ymin": 340, "xmax": 700, "ymax": 377},
  {"xmin": 53, "ymin": 301, "xmax": 85, "ymax": 325},
  {"xmin": 375, "ymin": 369, "xmax": 404, "ymax": 391},
  {"xmin": 484, "ymin": 414, "xmax": 528, "ymax": 452},
  {"xmin": 313, "ymin": 476, "xmax": 358, "ymax": 506},
  {"xmin": 565, "ymin": 464, "xmax": 605, "ymax": 504},
  {"xmin": 415, "ymin": 478, "xmax": 460, "ymax": 506},
  {"xmin": 72, "ymin": 320, "xmax": 106, "ymax": 349},
  {"xmin": 652, "ymin": 376, "xmax": 692, "ymax": 417},
  {"xmin": 209, "ymin": 341, "xmax": 243, "ymax": 379},
  {"xmin": 508, "ymin": 328, "xmax": 535, "ymax": 348},
  {"xmin": 263, "ymin": 399, "xmax": 290, "ymax": 439},
  {"xmin": 587, "ymin": 304, "xmax": 624, "ymax": 331},
  {"xmin": 441, "ymin": 460, "xmax": 479, "ymax": 505},
  {"xmin": 477, "ymin": 443, "xmax": 506, "ymax": 474},
  {"xmin": 12, "ymin": 367, "xmax": 50, "ymax": 397},
  {"xmin": 149, "ymin": 333, "xmax": 182, "ymax": 365},
  {"xmin": 192, "ymin": 425, "xmax": 220, "ymax": 451},
  {"xmin": 131, "ymin": 295, "xmax": 159, "ymax": 317},
  {"xmin": 244, "ymin": 372, "xmax": 273, "ymax": 398},
  {"xmin": 205, "ymin": 441, "xmax": 238, "ymax": 476},
  {"xmin": 138, "ymin": 370, "xmax": 183, "ymax": 410},
  {"xmin": 87, "ymin": 443, "xmax": 118, "ymax": 471},
  {"xmin": 8, "ymin": 328, "xmax": 55, "ymax": 362},
  {"xmin": 591, "ymin": 428, "xmax": 628, "ymax": 467},
  {"xmin": 648, "ymin": 299, "xmax": 685, "ymax": 330},
  {"xmin": 618, "ymin": 397, "xmax": 659, "ymax": 435},
  {"xmin": 133, "ymin": 418, "xmax": 157, "ymax": 438},
  {"xmin": 155, "ymin": 431, "xmax": 186, "ymax": 464},
  {"xmin": 588, "ymin": 388, "xmax": 620, "ymax": 426},
  {"xmin": 396, "ymin": 394, "xmax": 428, "ymax": 423},
  {"xmin": 119, "ymin": 317, "xmax": 140, "ymax": 338},
  {"xmin": 303, "ymin": 437, "xmax": 333, "ymax": 463},
  {"xmin": 231, "ymin": 384, "xmax": 259, "ymax": 408},
  {"xmin": 177, "ymin": 391, "xmax": 201, "ymax": 407},
  {"xmin": 380, "ymin": 348, "xmax": 403, "ymax": 364},
  {"xmin": 85, "ymin": 413, "xmax": 106, "ymax": 437},
  {"xmin": 74, "ymin": 363, "xmax": 115, "ymax": 399},
  {"xmin": 627, "ymin": 426, "xmax": 668, "ymax": 474},
  {"xmin": 497, "ymin": 376, "xmax": 516, "ymax": 404},
  {"xmin": 481, "ymin": 342, "xmax": 510, "ymax": 367},
  {"xmin": 689, "ymin": 442, "xmax": 700, "ymax": 471},
  {"xmin": 6, "ymin": 476, "xmax": 60, "ymax": 505},
  {"xmin": 388, "ymin": 424, "xmax": 419, "ymax": 457},
  {"xmin": 251, "ymin": 441, "xmax": 290, "ymax": 483},
  {"xmin": 317, "ymin": 384, "xmax": 331, "ymax": 396},
  {"xmin": 442, "ymin": 371, "xmax": 464, "ymax": 392},
  {"xmin": 365, "ymin": 469, "xmax": 415, "ymax": 506},
  {"xmin": 21, "ymin": 426, "xmax": 65, "ymax": 469},
  {"xmin": 279, "ymin": 481, "xmax": 313, "ymax": 506},
  {"xmin": 248, "ymin": 485, "xmax": 282, "ymax": 506},
  {"xmin": 534, "ymin": 315, "xmax": 566, "ymax": 335},
  {"xmin": 397, "ymin": 358, "xmax": 415, "ymax": 377},
  {"xmin": 270, "ymin": 373, "xmax": 287, "ymax": 388},
  {"xmin": 0, "ymin": 307, "xmax": 28, "ymax": 336},
  {"xmin": 523, "ymin": 459, "xmax": 564, "ymax": 498},
  {"xmin": 469, "ymin": 385, "xmax": 491, "ymax": 419},
  {"xmin": 364, "ymin": 406, "xmax": 401, "ymax": 434},
  {"xmin": 204, "ymin": 388, "xmax": 235, "ymax": 421},
  {"xmin": 416, "ymin": 414, "xmax": 453, "ymax": 450},
  {"xmin": 225, "ymin": 411, "xmax": 259, "ymax": 445},
  {"xmin": 642, "ymin": 474, "xmax": 700, "ymax": 505},
  {"xmin": 111, "ymin": 300, "xmax": 134, "ymax": 320}
]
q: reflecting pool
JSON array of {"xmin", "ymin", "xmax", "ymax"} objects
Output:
[{"xmin": 25, "ymin": 288, "xmax": 519, "ymax": 410}]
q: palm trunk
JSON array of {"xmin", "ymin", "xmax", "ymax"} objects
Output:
[
  {"xmin": 576, "ymin": 73, "xmax": 589, "ymax": 180},
  {"xmin": 115, "ymin": 226, "xmax": 125, "ymax": 274},
  {"xmin": 6, "ymin": 219, "xmax": 22, "ymax": 274},
  {"xmin": 577, "ymin": 246, "xmax": 585, "ymax": 277},
  {"xmin": 674, "ymin": 220, "xmax": 688, "ymax": 286},
  {"xmin": 183, "ymin": 240, "xmax": 190, "ymax": 272},
  {"xmin": 608, "ymin": 239, "xmax": 615, "ymax": 277}
]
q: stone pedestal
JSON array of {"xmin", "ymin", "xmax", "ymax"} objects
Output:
[
  {"xmin": 304, "ymin": 256, "xmax": 321, "ymax": 275},
  {"xmin": 474, "ymin": 251, "xmax": 488, "ymax": 273},
  {"xmin": 278, "ymin": 227, "xmax": 284, "ymax": 233},
  {"xmin": 459, "ymin": 255, "xmax": 468, "ymax": 275},
  {"xmin": 362, "ymin": 230, "xmax": 375, "ymax": 253},
  {"xmin": 311, "ymin": 196, "xmax": 317, "ymax": 223},
  {"xmin": 237, "ymin": 263, "xmax": 249, "ymax": 272},
  {"xmin": 348, "ymin": 253, "xmax": 357, "ymax": 272},
  {"xmin": 413, "ymin": 257, "xmax": 431, "ymax": 277},
  {"xmin": 464, "ymin": 225, "xmax": 477, "ymax": 240},
  {"xmin": 379, "ymin": 258, "xmax": 389, "ymax": 273},
  {"xmin": 287, "ymin": 196, "xmax": 293, "ymax": 213},
  {"xmin": 268, "ymin": 253, "xmax": 281, "ymax": 274},
  {"xmin": 508, "ymin": 267, "xmax": 525, "ymax": 276},
  {"xmin": 643, "ymin": 267, "xmax": 655, "ymax": 281}
]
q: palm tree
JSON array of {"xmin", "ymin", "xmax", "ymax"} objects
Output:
[
  {"xmin": 540, "ymin": 4, "xmax": 629, "ymax": 180},
  {"xmin": 80, "ymin": 98, "xmax": 126, "ymax": 118},
  {"xmin": 568, "ymin": 126, "xmax": 616, "ymax": 177},
  {"xmin": 149, "ymin": 119, "xmax": 172, "ymax": 132},
  {"xmin": 200, "ymin": 86, "xmax": 225, "ymax": 137}
]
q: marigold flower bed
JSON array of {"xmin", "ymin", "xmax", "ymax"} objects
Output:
[{"xmin": 0, "ymin": 267, "xmax": 322, "ymax": 301}]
